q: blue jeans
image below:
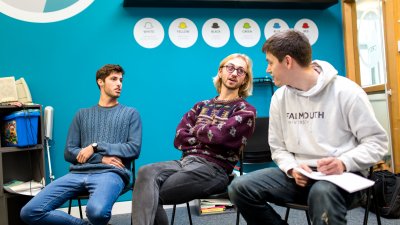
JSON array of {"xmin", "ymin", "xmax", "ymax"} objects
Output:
[
  {"xmin": 228, "ymin": 167, "xmax": 365, "ymax": 225},
  {"xmin": 132, "ymin": 155, "xmax": 229, "ymax": 225},
  {"xmin": 20, "ymin": 172, "xmax": 124, "ymax": 225}
]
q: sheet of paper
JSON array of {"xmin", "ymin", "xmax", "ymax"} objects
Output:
[{"xmin": 294, "ymin": 168, "xmax": 374, "ymax": 193}]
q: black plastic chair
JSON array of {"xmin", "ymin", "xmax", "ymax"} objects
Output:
[
  {"xmin": 212, "ymin": 117, "xmax": 270, "ymax": 225},
  {"xmin": 170, "ymin": 117, "xmax": 272, "ymax": 225},
  {"xmin": 170, "ymin": 202, "xmax": 193, "ymax": 225},
  {"xmin": 275, "ymin": 202, "xmax": 311, "ymax": 225},
  {"xmin": 170, "ymin": 174, "xmax": 242, "ymax": 225},
  {"xmin": 170, "ymin": 148, "xmax": 244, "ymax": 225},
  {"xmin": 234, "ymin": 117, "xmax": 273, "ymax": 224},
  {"xmin": 276, "ymin": 167, "xmax": 382, "ymax": 225},
  {"xmin": 67, "ymin": 160, "xmax": 136, "ymax": 220},
  {"xmin": 169, "ymin": 182, "xmax": 236, "ymax": 225},
  {"xmin": 242, "ymin": 117, "xmax": 271, "ymax": 164}
]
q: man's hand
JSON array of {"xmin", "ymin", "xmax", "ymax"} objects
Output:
[
  {"xmin": 76, "ymin": 145, "xmax": 95, "ymax": 163},
  {"xmin": 289, "ymin": 164, "xmax": 312, "ymax": 187},
  {"xmin": 317, "ymin": 157, "xmax": 346, "ymax": 175},
  {"xmin": 102, "ymin": 156, "xmax": 125, "ymax": 169}
]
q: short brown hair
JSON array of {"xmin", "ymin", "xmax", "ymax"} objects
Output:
[
  {"xmin": 262, "ymin": 30, "xmax": 312, "ymax": 67},
  {"xmin": 96, "ymin": 64, "xmax": 124, "ymax": 88}
]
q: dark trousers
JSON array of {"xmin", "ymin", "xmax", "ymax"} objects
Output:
[
  {"xmin": 132, "ymin": 155, "xmax": 229, "ymax": 225},
  {"xmin": 229, "ymin": 167, "xmax": 365, "ymax": 225}
]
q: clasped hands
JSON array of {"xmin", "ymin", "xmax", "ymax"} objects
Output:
[
  {"xmin": 76, "ymin": 145, "xmax": 124, "ymax": 168},
  {"xmin": 290, "ymin": 157, "xmax": 346, "ymax": 187}
]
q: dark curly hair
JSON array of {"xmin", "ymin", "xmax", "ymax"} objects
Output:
[{"xmin": 96, "ymin": 64, "xmax": 125, "ymax": 89}]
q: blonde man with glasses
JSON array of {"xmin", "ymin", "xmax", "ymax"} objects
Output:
[{"xmin": 132, "ymin": 53, "xmax": 256, "ymax": 225}]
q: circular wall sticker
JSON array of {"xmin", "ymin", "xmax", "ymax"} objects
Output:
[
  {"xmin": 168, "ymin": 18, "xmax": 198, "ymax": 48},
  {"xmin": 234, "ymin": 18, "xmax": 261, "ymax": 48},
  {"xmin": 294, "ymin": 18, "xmax": 319, "ymax": 45},
  {"xmin": 134, "ymin": 18, "xmax": 164, "ymax": 49},
  {"xmin": 264, "ymin": 18, "xmax": 289, "ymax": 40},
  {"xmin": 202, "ymin": 18, "xmax": 230, "ymax": 48},
  {"xmin": 0, "ymin": 0, "xmax": 94, "ymax": 23}
]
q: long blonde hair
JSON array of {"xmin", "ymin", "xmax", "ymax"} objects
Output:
[{"xmin": 213, "ymin": 53, "xmax": 253, "ymax": 98}]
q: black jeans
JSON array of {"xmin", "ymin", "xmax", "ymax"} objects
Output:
[{"xmin": 132, "ymin": 155, "xmax": 229, "ymax": 225}]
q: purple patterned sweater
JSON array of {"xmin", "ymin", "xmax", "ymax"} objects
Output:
[{"xmin": 174, "ymin": 97, "xmax": 256, "ymax": 174}]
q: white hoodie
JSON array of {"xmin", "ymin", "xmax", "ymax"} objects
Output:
[{"xmin": 269, "ymin": 60, "xmax": 388, "ymax": 175}]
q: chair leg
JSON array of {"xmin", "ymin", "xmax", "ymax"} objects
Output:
[
  {"xmin": 170, "ymin": 204, "xmax": 177, "ymax": 225},
  {"xmin": 363, "ymin": 187, "xmax": 372, "ymax": 225},
  {"xmin": 371, "ymin": 187, "xmax": 382, "ymax": 225},
  {"xmin": 284, "ymin": 207, "xmax": 290, "ymax": 222},
  {"xmin": 68, "ymin": 199, "xmax": 72, "ymax": 214},
  {"xmin": 236, "ymin": 210, "xmax": 240, "ymax": 225},
  {"xmin": 186, "ymin": 202, "xmax": 193, "ymax": 225},
  {"xmin": 305, "ymin": 211, "xmax": 311, "ymax": 225},
  {"xmin": 363, "ymin": 185, "xmax": 382, "ymax": 225},
  {"xmin": 68, "ymin": 198, "xmax": 84, "ymax": 219},
  {"xmin": 78, "ymin": 198, "xmax": 83, "ymax": 219}
]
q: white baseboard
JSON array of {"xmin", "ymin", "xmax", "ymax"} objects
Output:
[{"xmin": 59, "ymin": 200, "xmax": 195, "ymax": 219}]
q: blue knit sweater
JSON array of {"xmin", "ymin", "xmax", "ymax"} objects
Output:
[{"xmin": 64, "ymin": 104, "xmax": 142, "ymax": 187}]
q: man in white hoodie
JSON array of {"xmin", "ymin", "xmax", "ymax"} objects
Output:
[{"xmin": 228, "ymin": 30, "xmax": 388, "ymax": 225}]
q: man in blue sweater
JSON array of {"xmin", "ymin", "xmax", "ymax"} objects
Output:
[{"xmin": 21, "ymin": 64, "xmax": 142, "ymax": 225}]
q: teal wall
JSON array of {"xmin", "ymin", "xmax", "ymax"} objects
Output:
[{"xmin": 0, "ymin": 1, "xmax": 344, "ymax": 202}]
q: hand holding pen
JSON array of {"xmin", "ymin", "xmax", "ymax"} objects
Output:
[{"xmin": 317, "ymin": 157, "xmax": 346, "ymax": 175}]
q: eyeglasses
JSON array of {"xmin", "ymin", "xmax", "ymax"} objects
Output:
[{"xmin": 221, "ymin": 64, "xmax": 247, "ymax": 77}]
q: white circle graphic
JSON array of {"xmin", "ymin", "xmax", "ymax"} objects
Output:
[
  {"xmin": 169, "ymin": 18, "xmax": 198, "ymax": 48},
  {"xmin": 0, "ymin": 0, "xmax": 94, "ymax": 23},
  {"xmin": 202, "ymin": 18, "xmax": 230, "ymax": 48},
  {"xmin": 134, "ymin": 18, "xmax": 164, "ymax": 49},
  {"xmin": 294, "ymin": 18, "xmax": 319, "ymax": 45},
  {"xmin": 234, "ymin": 18, "xmax": 261, "ymax": 48},
  {"xmin": 264, "ymin": 18, "xmax": 290, "ymax": 40}
]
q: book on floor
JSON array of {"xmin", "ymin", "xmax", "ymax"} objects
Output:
[{"xmin": 197, "ymin": 199, "xmax": 235, "ymax": 215}]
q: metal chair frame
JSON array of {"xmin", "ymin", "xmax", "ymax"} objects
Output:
[
  {"xmin": 170, "ymin": 148, "xmax": 244, "ymax": 225},
  {"xmin": 277, "ymin": 167, "xmax": 382, "ymax": 225},
  {"xmin": 67, "ymin": 160, "xmax": 136, "ymax": 220},
  {"xmin": 170, "ymin": 117, "xmax": 272, "ymax": 225}
]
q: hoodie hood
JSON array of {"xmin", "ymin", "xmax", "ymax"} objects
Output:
[{"xmin": 287, "ymin": 60, "xmax": 338, "ymax": 97}]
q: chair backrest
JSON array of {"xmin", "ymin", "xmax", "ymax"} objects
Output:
[
  {"xmin": 121, "ymin": 159, "xmax": 136, "ymax": 194},
  {"xmin": 131, "ymin": 160, "xmax": 136, "ymax": 184},
  {"xmin": 130, "ymin": 160, "xmax": 136, "ymax": 190},
  {"xmin": 242, "ymin": 117, "xmax": 272, "ymax": 164}
]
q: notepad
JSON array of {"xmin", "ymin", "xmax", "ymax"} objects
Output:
[{"xmin": 294, "ymin": 168, "xmax": 375, "ymax": 193}]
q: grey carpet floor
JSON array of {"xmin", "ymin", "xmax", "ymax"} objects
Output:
[{"xmin": 109, "ymin": 204, "xmax": 400, "ymax": 225}]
